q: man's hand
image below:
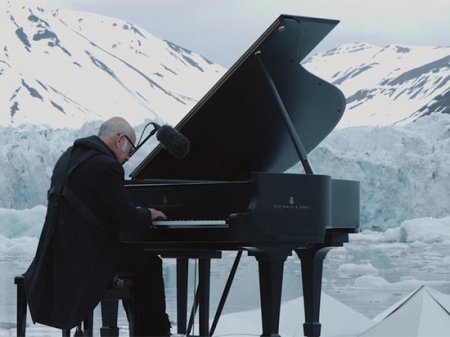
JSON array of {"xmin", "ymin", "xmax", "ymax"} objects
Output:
[{"xmin": 149, "ymin": 208, "xmax": 167, "ymax": 221}]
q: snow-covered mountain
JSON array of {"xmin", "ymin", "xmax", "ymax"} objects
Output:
[
  {"xmin": 2, "ymin": 1, "xmax": 450, "ymax": 129},
  {"xmin": 2, "ymin": 3, "xmax": 450, "ymax": 129},
  {"xmin": 304, "ymin": 43, "xmax": 450, "ymax": 128},
  {"xmin": 1, "ymin": 2, "xmax": 449, "ymax": 230},
  {"xmin": 0, "ymin": 1, "xmax": 225, "ymax": 127}
]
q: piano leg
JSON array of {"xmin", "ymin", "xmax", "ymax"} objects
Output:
[
  {"xmin": 198, "ymin": 258, "xmax": 211, "ymax": 336},
  {"xmin": 249, "ymin": 248, "xmax": 291, "ymax": 337},
  {"xmin": 295, "ymin": 247, "xmax": 332, "ymax": 337},
  {"xmin": 185, "ymin": 258, "xmax": 211, "ymax": 337},
  {"xmin": 176, "ymin": 258, "xmax": 188, "ymax": 335}
]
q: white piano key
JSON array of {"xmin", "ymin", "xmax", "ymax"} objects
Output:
[{"xmin": 152, "ymin": 220, "xmax": 228, "ymax": 228}]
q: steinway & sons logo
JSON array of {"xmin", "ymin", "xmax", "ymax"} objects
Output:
[{"xmin": 274, "ymin": 196, "xmax": 310, "ymax": 210}]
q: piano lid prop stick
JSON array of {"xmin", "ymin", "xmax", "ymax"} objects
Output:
[{"xmin": 255, "ymin": 51, "xmax": 315, "ymax": 175}]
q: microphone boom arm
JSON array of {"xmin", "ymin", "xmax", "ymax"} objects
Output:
[{"xmin": 132, "ymin": 122, "xmax": 161, "ymax": 155}]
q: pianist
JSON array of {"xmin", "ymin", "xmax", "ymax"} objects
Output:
[{"xmin": 23, "ymin": 117, "xmax": 172, "ymax": 336}]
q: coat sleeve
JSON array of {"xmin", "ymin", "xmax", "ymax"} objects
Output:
[{"xmin": 95, "ymin": 159, "xmax": 152, "ymax": 235}]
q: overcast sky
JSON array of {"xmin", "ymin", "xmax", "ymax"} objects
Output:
[{"xmin": 43, "ymin": 0, "xmax": 450, "ymax": 67}]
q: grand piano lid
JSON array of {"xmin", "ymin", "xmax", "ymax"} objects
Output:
[{"xmin": 131, "ymin": 14, "xmax": 346, "ymax": 181}]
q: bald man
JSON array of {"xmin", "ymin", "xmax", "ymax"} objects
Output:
[{"xmin": 24, "ymin": 117, "xmax": 172, "ymax": 336}]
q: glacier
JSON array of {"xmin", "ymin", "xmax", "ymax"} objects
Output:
[{"xmin": 2, "ymin": 113, "xmax": 449, "ymax": 230}]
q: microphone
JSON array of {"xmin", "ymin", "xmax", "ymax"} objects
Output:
[
  {"xmin": 156, "ymin": 124, "xmax": 190, "ymax": 159},
  {"xmin": 131, "ymin": 122, "xmax": 190, "ymax": 159}
]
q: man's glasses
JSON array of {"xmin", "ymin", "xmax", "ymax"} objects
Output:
[{"xmin": 122, "ymin": 134, "xmax": 137, "ymax": 156}]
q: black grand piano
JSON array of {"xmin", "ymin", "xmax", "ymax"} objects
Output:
[{"xmin": 123, "ymin": 14, "xmax": 359, "ymax": 337}]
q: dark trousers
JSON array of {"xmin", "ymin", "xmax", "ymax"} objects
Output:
[{"xmin": 117, "ymin": 245, "xmax": 171, "ymax": 336}]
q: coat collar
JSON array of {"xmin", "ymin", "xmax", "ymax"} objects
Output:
[{"xmin": 73, "ymin": 135, "xmax": 117, "ymax": 160}]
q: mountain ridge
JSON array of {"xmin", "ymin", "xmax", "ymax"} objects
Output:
[
  {"xmin": 0, "ymin": 1, "xmax": 225, "ymax": 127},
  {"xmin": 303, "ymin": 42, "xmax": 450, "ymax": 128},
  {"xmin": 2, "ymin": 3, "xmax": 450, "ymax": 129}
]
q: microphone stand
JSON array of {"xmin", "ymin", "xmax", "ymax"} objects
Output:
[{"xmin": 131, "ymin": 122, "xmax": 161, "ymax": 155}]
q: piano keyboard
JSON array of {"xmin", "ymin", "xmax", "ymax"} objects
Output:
[{"xmin": 152, "ymin": 220, "xmax": 228, "ymax": 229}]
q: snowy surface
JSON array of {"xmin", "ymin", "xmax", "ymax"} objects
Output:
[{"xmin": 0, "ymin": 292, "xmax": 374, "ymax": 337}]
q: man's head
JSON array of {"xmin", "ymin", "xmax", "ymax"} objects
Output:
[{"xmin": 98, "ymin": 117, "xmax": 136, "ymax": 164}]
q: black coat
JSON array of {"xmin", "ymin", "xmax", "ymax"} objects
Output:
[{"xmin": 23, "ymin": 136, "xmax": 152, "ymax": 329}]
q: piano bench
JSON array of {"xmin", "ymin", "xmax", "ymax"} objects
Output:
[{"xmin": 14, "ymin": 274, "xmax": 134, "ymax": 337}]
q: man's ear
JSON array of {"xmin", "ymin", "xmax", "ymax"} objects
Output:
[{"xmin": 120, "ymin": 137, "xmax": 127, "ymax": 151}]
